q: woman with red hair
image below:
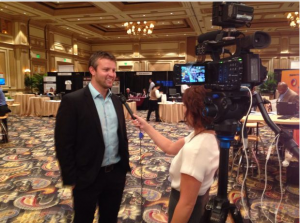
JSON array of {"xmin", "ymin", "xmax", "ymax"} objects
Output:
[{"xmin": 132, "ymin": 86, "xmax": 220, "ymax": 223}]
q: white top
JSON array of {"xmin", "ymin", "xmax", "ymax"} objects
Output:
[
  {"xmin": 169, "ymin": 131, "xmax": 219, "ymax": 195},
  {"xmin": 148, "ymin": 81, "xmax": 155, "ymax": 93},
  {"xmin": 181, "ymin": 84, "xmax": 189, "ymax": 94},
  {"xmin": 155, "ymin": 89, "xmax": 162, "ymax": 99}
]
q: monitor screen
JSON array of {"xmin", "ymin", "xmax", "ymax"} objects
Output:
[
  {"xmin": 0, "ymin": 78, "xmax": 5, "ymax": 85},
  {"xmin": 180, "ymin": 65, "xmax": 206, "ymax": 84},
  {"xmin": 169, "ymin": 88, "xmax": 177, "ymax": 95}
]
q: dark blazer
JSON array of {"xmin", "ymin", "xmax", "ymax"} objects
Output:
[{"xmin": 55, "ymin": 86, "xmax": 131, "ymax": 190}]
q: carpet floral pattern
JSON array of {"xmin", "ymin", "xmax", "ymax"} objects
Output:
[{"xmin": 0, "ymin": 112, "xmax": 298, "ymax": 223}]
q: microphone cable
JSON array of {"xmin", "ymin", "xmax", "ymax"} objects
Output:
[
  {"xmin": 138, "ymin": 127, "xmax": 144, "ymax": 222},
  {"xmin": 260, "ymin": 134, "xmax": 279, "ymax": 223},
  {"xmin": 240, "ymin": 86, "xmax": 253, "ymax": 221}
]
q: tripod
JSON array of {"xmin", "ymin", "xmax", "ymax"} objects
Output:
[
  {"xmin": 202, "ymin": 91, "xmax": 299, "ymax": 223},
  {"xmin": 203, "ymin": 122, "xmax": 245, "ymax": 223}
]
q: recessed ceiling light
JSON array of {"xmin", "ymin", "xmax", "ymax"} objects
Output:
[
  {"xmin": 86, "ymin": 37, "xmax": 88, "ymax": 39},
  {"xmin": 184, "ymin": 34, "xmax": 186, "ymax": 35},
  {"xmin": 162, "ymin": 22, "xmax": 164, "ymax": 24},
  {"xmin": 1, "ymin": 9, "xmax": 3, "ymax": 11},
  {"xmin": 78, "ymin": 18, "xmax": 80, "ymax": 20},
  {"xmin": 170, "ymin": 13, "xmax": 173, "ymax": 15},
  {"xmin": 5, "ymin": 6, "xmax": 7, "ymax": 8},
  {"xmin": 107, "ymin": 25, "xmax": 110, "ymax": 27},
  {"xmin": 211, "ymin": 26, "xmax": 214, "ymax": 28},
  {"xmin": 178, "ymin": 21, "xmax": 180, "ymax": 24},
  {"xmin": 100, "ymin": 17, "xmax": 102, "ymax": 19},
  {"xmin": 118, "ymin": 37, "xmax": 120, "ymax": 38},
  {"xmin": 143, "ymin": 15, "xmax": 145, "ymax": 17},
  {"xmin": 24, "ymin": 12, "xmax": 26, "ymax": 14},
  {"xmin": 66, "ymin": 27, "xmax": 69, "ymax": 29}
]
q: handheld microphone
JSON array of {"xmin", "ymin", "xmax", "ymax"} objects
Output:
[{"xmin": 119, "ymin": 94, "xmax": 136, "ymax": 120}]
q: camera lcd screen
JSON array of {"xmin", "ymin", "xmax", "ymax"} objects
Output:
[
  {"xmin": 180, "ymin": 65, "xmax": 206, "ymax": 85},
  {"xmin": 0, "ymin": 78, "xmax": 5, "ymax": 85}
]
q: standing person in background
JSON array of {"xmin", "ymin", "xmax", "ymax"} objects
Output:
[
  {"xmin": 132, "ymin": 86, "xmax": 219, "ymax": 222},
  {"xmin": 0, "ymin": 87, "xmax": 11, "ymax": 143},
  {"xmin": 148, "ymin": 78, "xmax": 155, "ymax": 95},
  {"xmin": 55, "ymin": 51, "xmax": 130, "ymax": 223},
  {"xmin": 147, "ymin": 83, "xmax": 162, "ymax": 122}
]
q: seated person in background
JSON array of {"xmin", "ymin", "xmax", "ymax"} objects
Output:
[
  {"xmin": 276, "ymin": 82, "xmax": 299, "ymax": 111},
  {"xmin": 132, "ymin": 86, "xmax": 219, "ymax": 222},
  {"xmin": 0, "ymin": 87, "xmax": 11, "ymax": 142},
  {"xmin": 125, "ymin": 88, "xmax": 136, "ymax": 99},
  {"xmin": 142, "ymin": 88, "xmax": 148, "ymax": 97},
  {"xmin": 46, "ymin": 87, "xmax": 55, "ymax": 96}
]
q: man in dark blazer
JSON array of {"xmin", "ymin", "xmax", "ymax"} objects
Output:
[{"xmin": 55, "ymin": 51, "xmax": 131, "ymax": 223}]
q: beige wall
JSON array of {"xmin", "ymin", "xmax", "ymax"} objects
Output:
[{"xmin": 0, "ymin": 14, "xmax": 299, "ymax": 93}]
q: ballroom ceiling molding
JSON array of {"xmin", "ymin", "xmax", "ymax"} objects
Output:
[{"xmin": 0, "ymin": 1, "xmax": 298, "ymax": 43}]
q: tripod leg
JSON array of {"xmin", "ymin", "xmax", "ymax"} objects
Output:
[{"xmin": 228, "ymin": 204, "xmax": 250, "ymax": 223}]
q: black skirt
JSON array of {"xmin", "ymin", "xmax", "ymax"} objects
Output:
[{"xmin": 168, "ymin": 188, "xmax": 210, "ymax": 223}]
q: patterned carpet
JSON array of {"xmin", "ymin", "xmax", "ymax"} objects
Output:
[{"xmin": 0, "ymin": 111, "xmax": 299, "ymax": 223}]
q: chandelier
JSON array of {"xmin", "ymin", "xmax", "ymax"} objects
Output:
[
  {"xmin": 286, "ymin": 12, "xmax": 299, "ymax": 28},
  {"xmin": 124, "ymin": 21, "xmax": 155, "ymax": 36}
]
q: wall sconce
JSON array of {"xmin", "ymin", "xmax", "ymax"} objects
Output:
[{"xmin": 24, "ymin": 69, "xmax": 31, "ymax": 75}]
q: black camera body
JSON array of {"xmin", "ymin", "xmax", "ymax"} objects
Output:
[{"xmin": 173, "ymin": 2, "xmax": 270, "ymax": 91}]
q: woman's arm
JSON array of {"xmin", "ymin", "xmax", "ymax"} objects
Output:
[
  {"xmin": 171, "ymin": 173, "xmax": 202, "ymax": 223},
  {"xmin": 132, "ymin": 114, "xmax": 184, "ymax": 155},
  {"xmin": 155, "ymin": 89, "xmax": 162, "ymax": 98}
]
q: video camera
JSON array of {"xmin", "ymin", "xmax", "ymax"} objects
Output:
[{"xmin": 174, "ymin": 2, "xmax": 271, "ymax": 91}]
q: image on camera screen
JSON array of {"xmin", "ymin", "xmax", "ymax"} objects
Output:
[{"xmin": 181, "ymin": 65, "xmax": 205, "ymax": 84}]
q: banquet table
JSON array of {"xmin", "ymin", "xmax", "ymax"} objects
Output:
[
  {"xmin": 26, "ymin": 96, "xmax": 51, "ymax": 116},
  {"xmin": 241, "ymin": 112, "xmax": 299, "ymax": 126},
  {"xmin": 128, "ymin": 97, "xmax": 146, "ymax": 107},
  {"xmin": 42, "ymin": 100, "xmax": 61, "ymax": 117},
  {"xmin": 14, "ymin": 94, "xmax": 35, "ymax": 116},
  {"xmin": 123, "ymin": 101, "xmax": 136, "ymax": 120},
  {"xmin": 6, "ymin": 99, "xmax": 14, "ymax": 106},
  {"xmin": 158, "ymin": 102, "xmax": 184, "ymax": 123}
]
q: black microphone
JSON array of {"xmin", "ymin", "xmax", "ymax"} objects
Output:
[{"xmin": 119, "ymin": 94, "xmax": 136, "ymax": 120}]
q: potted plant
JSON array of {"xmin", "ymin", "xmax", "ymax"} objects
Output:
[
  {"xmin": 24, "ymin": 74, "xmax": 35, "ymax": 93},
  {"xmin": 24, "ymin": 73, "xmax": 46, "ymax": 94},
  {"xmin": 258, "ymin": 72, "xmax": 277, "ymax": 97},
  {"xmin": 32, "ymin": 73, "xmax": 46, "ymax": 94}
]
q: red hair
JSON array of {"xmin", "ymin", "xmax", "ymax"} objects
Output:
[{"xmin": 182, "ymin": 86, "xmax": 213, "ymax": 129}]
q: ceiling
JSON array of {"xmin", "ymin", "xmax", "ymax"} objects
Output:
[{"xmin": 0, "ymin": 1, "xmax": 299, "ymax": 43}]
